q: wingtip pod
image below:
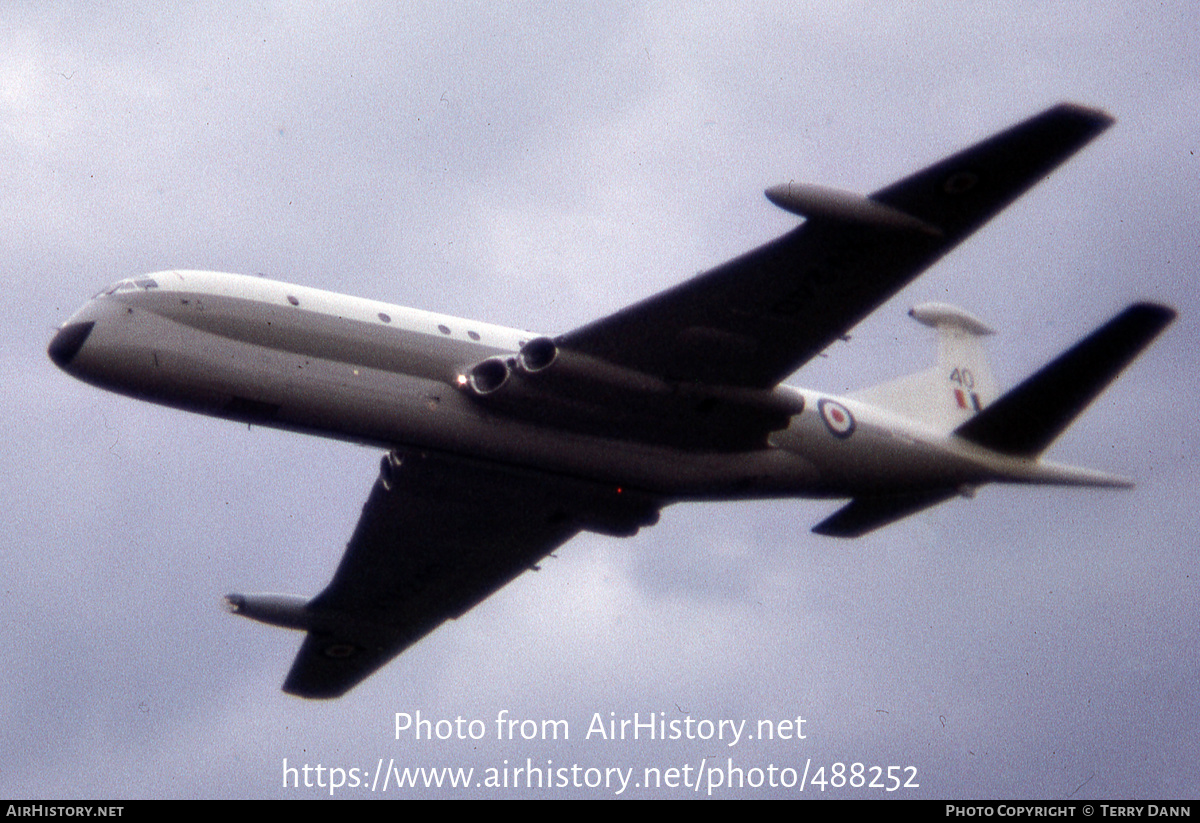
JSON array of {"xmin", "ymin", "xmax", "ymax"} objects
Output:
[
  {"xmin": 763, "ymin": 103, "xmax": 1113, "ymax": 240},
  {"xmin": 224, "ymin": 592, "xmax": 312, "ymax": 631}
]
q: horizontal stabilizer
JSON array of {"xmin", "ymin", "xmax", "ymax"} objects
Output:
[
  {"xmin": 813, "ymin": 488, "xmax": 959, "ymax": 538},
  {"xmin": 955, "ymin": 303, "xmax": 1175, "ymax": 456}
]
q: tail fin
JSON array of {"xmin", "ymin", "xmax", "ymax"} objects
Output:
[
  {"xmin": 851, "ymin": 302, "xmax": 999, "ymax": 430},
  {"xmin": 955, "ymin": 303, "xmax": 1175, "ymax": 457}
]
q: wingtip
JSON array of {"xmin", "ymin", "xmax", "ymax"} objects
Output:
[
  {"xmin": 1054, "ymin": 101, "xmax": 1116, "ymax": 129},
  {"xmin": 282, "ymin": 674, "xmax": 352, "ymax": 700},
  {"xmin": 1128, "ymin": 301, "xmax": 1177, "ymax": 324},
  {"xmin": 1117, "ymin": 302, "xmax": 1178, "ymax": 345}
]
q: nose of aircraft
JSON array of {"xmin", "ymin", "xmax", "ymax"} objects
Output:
[{"xmin": 48, "ymin": 321, "xmax": 95, "ymax": 369}]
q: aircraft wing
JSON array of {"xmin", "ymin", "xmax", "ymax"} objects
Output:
[
  {"xmin": 557, "ymin": 103, "xmax": 1114, "ymax": 389},
  {"xmin": 811, "ymin": 488, "xmax": 960, "ymax": 538},
  {"xmin": 281, "ymin": 448, "xmax": 660, "ymax": 698}
]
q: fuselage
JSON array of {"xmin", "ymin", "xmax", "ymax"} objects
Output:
[{"xmin": 48, "ymin": 270, "xmax": 1069, "ymax": 501}]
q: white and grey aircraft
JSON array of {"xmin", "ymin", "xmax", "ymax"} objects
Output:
[{"xmin": 49, "ymin": 103, "xmax": 1173, "ymax": 699}]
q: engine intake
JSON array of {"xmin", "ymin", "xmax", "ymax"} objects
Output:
[
  {"xmin": 517, "ymin": 336, "xmax": 558, "ymax": 373},
  {"xmin": 466, "ymin": 356, "xmax": 512, "ymax": 395}
]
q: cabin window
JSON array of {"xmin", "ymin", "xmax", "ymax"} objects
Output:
[
  {"xmin": 378, "ymin": 312, "xmax": 391, "ymax": 323},
  {"xmin": 468, "ymin": 330, "xmax": 480, "ymax": 341},
  {"xmin": 287, "ymin": 295, "xmax": 300, "ymax": 306},
  {"xmin": 437, "ymin": 324, "xmax": 451, "ymax": 335}
]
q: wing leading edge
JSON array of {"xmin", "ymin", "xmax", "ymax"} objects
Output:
[
  {"xmin": 280, "ymin": 449, "xmax": 660, "ymax": 699},
  {"xmin": 557, "ymin": 103, "xmax": 1114, "ymax": 389}
]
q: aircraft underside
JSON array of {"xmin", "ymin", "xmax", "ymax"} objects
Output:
[{"xmin": 53, "ymin": 288, "xmax": 1029, "ymax": 501}]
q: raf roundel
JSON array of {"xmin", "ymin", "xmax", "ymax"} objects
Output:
[{"xmin": 818, "ymin": 399, "xmax": 856, "ymax": 438}]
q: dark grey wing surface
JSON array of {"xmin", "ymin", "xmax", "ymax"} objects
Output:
[
  {"xmin": 954, "ymin": 302, "xmax": 1176, "ymax": 457},
  {"xmin": 811, "ymin": 488, "xmax": 960, "ymax": 538},
  {"xmin": 282, "ymin": 449, "xmax": 660, "ymax": 698},
  {"xmin": 557, "ymin": 103, "xmax": 1113, "ymax": 389}
]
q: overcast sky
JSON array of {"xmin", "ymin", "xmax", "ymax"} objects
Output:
[{"xmin": 3, "ymin": 1, "xmax": 1196, "ymax": 799}]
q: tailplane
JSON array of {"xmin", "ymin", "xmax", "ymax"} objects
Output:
[
  {"xmin": 955, "ymin": 303, "xmax": 1175, "ymax": 457},
  {"xmin": 820, "ymin": 301, "xmax": 1174, "ymax": 538}
]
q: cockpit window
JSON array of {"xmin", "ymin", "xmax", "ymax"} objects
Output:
[{"xmin": 95, "ymin": 277, "xmax": 160, "ymax": 297}]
